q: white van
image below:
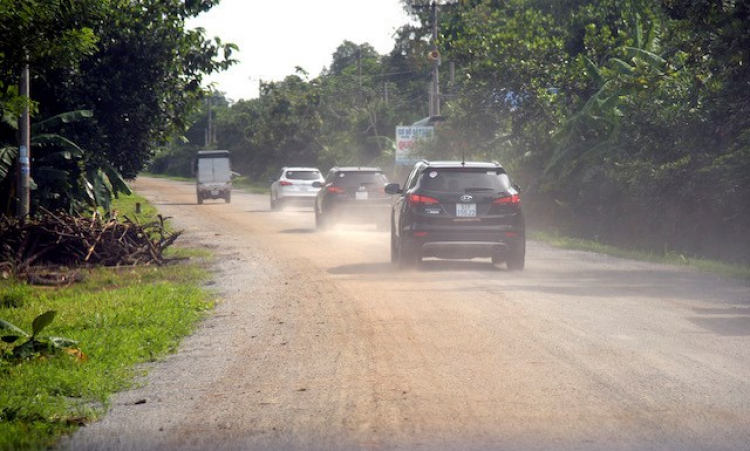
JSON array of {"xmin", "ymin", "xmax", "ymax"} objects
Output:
[{"xmin": 195, "ymin": 150, "xmax": 232, "ymax": 204}]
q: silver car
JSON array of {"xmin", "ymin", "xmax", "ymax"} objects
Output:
[{"xmin": 269, "ymin": 167, "xmax": 325, "ymax": 210}]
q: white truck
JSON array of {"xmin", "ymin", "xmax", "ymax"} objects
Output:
[{"xmin": 195, "ymin": 150, "xmax": 232, "ymax": 204}]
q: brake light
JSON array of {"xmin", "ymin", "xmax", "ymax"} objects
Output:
[
  {"xmin": 408, "ymin": 194, "xmax": 439, "ymax": 205},
  {"xmin": 327, "ymin": 186, "xmax": 345, "ymax": 194},
  {"xmin": 493, "ymin": 194, "xmax": 520, "ymax": 205},
  {"xmin": 279, "ymin": 180, "xmax": 293, "ymax": 186}
]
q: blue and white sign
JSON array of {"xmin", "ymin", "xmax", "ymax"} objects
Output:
[{"xmin": 395, "ymin": 126, "xmax": 434, "ymax": 165}]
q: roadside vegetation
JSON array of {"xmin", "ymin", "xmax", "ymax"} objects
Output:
[
  {"xmin": 529, "ymin": 230, "xmax": 750, "ymax": 282},
  {"xmin": 0, "ymin": 193, "xmax": 213, "ymax": 451}
]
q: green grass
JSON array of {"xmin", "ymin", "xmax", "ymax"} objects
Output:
[
  {"xmin": 530, "ymin": 229, "xmax": 750, "ymax": 281},
  {"xmin": 112, "ymin": 192, "xmax": 160, "ymax": 221},
  {"xmin": 0, "ymin": 193, "xmax": 215, "ymax": 451},
  {"xmin": 226, "ymin": 175, "xmax": 268, "ymax": 194}
]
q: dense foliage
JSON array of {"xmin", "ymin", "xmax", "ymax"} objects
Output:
[{"xmin": 0, "ymin": 0, "xmax": 236, "ymax": 215}]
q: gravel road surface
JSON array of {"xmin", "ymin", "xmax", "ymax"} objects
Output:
[{"xmin": 60, "ymin": 177, "xmax": 750, "ymax": 451}]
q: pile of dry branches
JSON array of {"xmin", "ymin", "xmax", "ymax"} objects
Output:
[{"xmin": 0, "ymin": 209, "xmax": 182, "ymax": 278}]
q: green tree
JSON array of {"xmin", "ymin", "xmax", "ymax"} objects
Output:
[
  {"xmin": 0, "ymin": 0, "xmax": 100, "ymax": 118},
  {"xmin": 39, "ymin": 0, "xmax": 237, "ymax": 179},
  {"xmin": 235, "ymin": 71, "xmax": 323, "ymax": 179},
  {"xmin": 0, "ymin": 0, "xmax": 103, "ymax": 215},
  {"xmin": 0, "ymin": 0, "xmax": 236, "ymax": 215},
  {"xmin": 317, "ymin": 41, "xmax": 397, "ymax": 168}
]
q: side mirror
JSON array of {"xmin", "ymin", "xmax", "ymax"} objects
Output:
[
  {"xmin": 232, "ymin": 171, "xmax": 241, "ymax": 178},
  {"xmin": 511, "ymin": 184, "xmax": 522, "ymax": 193},
  {"xmin": 385, "ymin": 183, "xmax": 402, "ymax": 195},
  {"xmin": 312, "ymin": 181, "xmax": 323, "ymax": 188}
]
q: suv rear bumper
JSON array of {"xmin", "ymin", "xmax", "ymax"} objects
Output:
[
  {"xmin": 404, "ymin": 229, "xmax": 524, "ymax": 260},
  {"xmin": 323, "ymin": 201, "xmax": 392, "ymax": 223},
  {"xmin": 421, "ymin": 241, "xmax": 509, "ymax": 259}
]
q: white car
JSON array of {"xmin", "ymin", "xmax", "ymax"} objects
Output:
[{"xmin": 269, "ymin": 167, "xmax": 325, "ymax": 210}]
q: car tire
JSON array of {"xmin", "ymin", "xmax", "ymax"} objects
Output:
[
  {"xmin": 270, "ymin": 194, "xmax": 278, "ymax": 211},
  {"xmin": 398, "ymin": 239, "xmax": 419, "ymax": 268},
  {"xmin": 506, "ymin": 242, "xmax": 526, "ymax": 271},
  {"xmin": 225, "ymin": 191, "xmax": 231, "ymax": 203},
  {"xmin": 197, "ymin": 192, "xmax": 203, "ymax": 205}
]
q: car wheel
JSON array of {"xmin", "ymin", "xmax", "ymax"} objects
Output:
[
  {"xmin": 197, "ymin": 192, "xmax": 203, "ymax": 205},
  {"xmin": 225, "ymin": 191, "xmax": 231, "ymax": 203},
  {"xmin": 398, "ymin": 240, "xmax": 419, "ymax": 268},
  {"xmin": 270, "ymin": 194, "xmax": 278, "ymax": 211},
  {"xmin": 506, "ymin": 242, "xmax": 526, "ymax": 271}
]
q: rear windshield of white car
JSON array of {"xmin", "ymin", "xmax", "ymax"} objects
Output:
[
  {"xmin": 334, "ymin": 171, "xmax": 388, "ymax": 186},
  {"xmin": 285, "ymin": 170, "xmax": 321, "ymax": 180},
  {"xmin": 420, "ymin": 169, "xmax": 512, "ymax": 192}
]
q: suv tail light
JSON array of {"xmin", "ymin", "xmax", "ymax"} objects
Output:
[
  {"xmin": 327, "ymin": 186, "xmax": 345, "ymax": 194},
  {"xmin": 408, "ymin": 193, "xmax": 439, "ymax": 205},
  {"xmin": 279, "ymin": 180, "xmax": 293, "ymax": 186},
  {"xmin": 493, "ymin": 194, "xmax": 520, "ymax": 205}
]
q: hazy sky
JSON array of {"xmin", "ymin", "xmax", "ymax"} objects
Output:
[{"xmin": 188, "ymin": 0, "xmax": 413, "ymax": 101}]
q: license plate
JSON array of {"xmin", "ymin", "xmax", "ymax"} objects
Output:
[
  {"xmin": 211, "ymin": 190, "xmax": 219, "ymax": 196},
  {"xmin": 456, "ymin": 203, "xmax": 476, "ymax": 217},
  {"xmin": 356, "ymin": 191, "xmax": 369, "ymax": 200}
]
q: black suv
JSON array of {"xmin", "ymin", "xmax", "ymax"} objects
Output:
[
  {"xmin": 385, "ymin": 160, "xmax": 525, "ymax": 270},
  {"xmin": 314, "ymin": 166, "xmax": 392, "ymax": 230}
]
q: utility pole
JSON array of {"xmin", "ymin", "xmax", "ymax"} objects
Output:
[
  {"xmin": 430, "ymin": 1, "xmax": 440, "ymax": 117},
  {"xmin": 414, "ymin": 1, "xmax": 457, "ymax": 117},
  {"xmin": 16, "ymin": 63, "xmax": 30, "ymax": 218}
]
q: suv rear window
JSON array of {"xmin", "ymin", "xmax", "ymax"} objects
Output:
[
  {"xmin": 285, "ymin": 170, "xmax": 321, "ymax": 180},
  {"xmin": 333, "ymin": 171, "xmax": 388, "ymax": 186},
  {"xmin": 420, "ymin": 168, "xmax": 511, "ymax": 192}
]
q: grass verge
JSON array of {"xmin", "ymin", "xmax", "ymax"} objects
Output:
[
  {"xmin": 529, "ymin": 229, "xmax": 750, "ymax": 281},
  {"xmin": 229, "ymin": 175, "xmax": 267, "ymax": 194},
  {"xmin": 0, "ymin": 193, "xmax": 214, "ymax": 451}
]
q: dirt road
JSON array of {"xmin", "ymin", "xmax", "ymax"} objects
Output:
[{"xmin": 62, "ymin": 177, "xmax": 750, "ymax": 451}]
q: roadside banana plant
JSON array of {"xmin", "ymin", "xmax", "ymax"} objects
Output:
[
  {"xmin": 0, "ymin": 310, "xmax": 82, "ymax": 361},
  {"xmin": 0, "ymin": 110, "xmax": 131, "ymax": 215}
]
